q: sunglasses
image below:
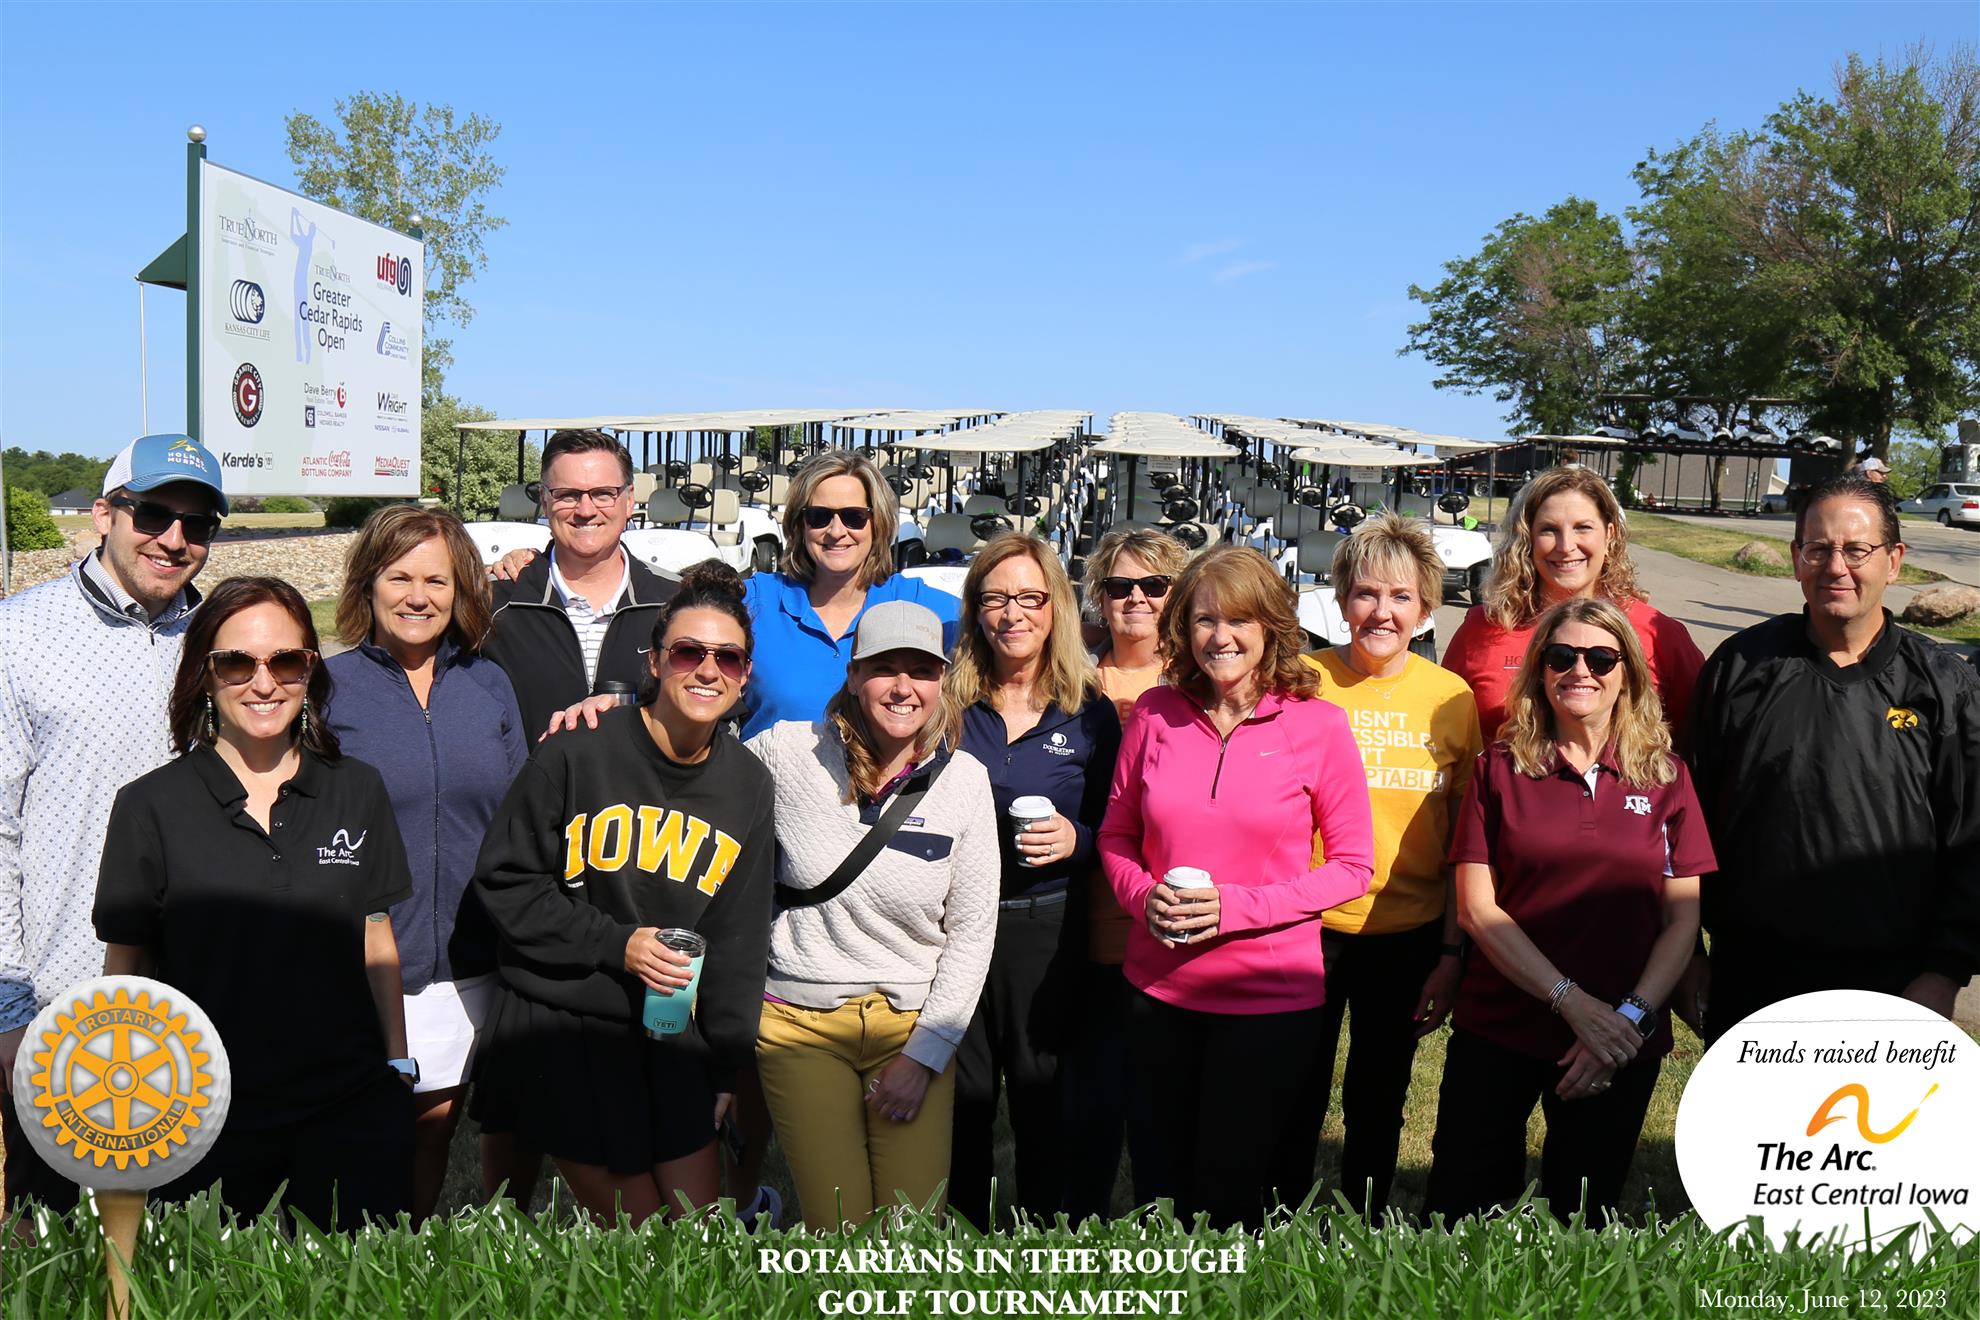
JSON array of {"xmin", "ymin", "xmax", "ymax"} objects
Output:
[
  {"xmin": 801, "ymin": 505, "xmax": 872, "ymax": 531},
  {"xmin": 110, "ymin": 495, "xmax": 222, "ymax": 546},
  {"xmin": 1541, "ymin": 643, "xmax": 1623, "ymax": 676},
  {"xmin": 663, "ymin": 641, "xmax": 749, "ymax": 680},
  {"xmin": 207, "ymin": 648, "xmax": 317, "ymax": 686},
  {"xmin": 1098, "ymin": 575, "xmax": 1172, "ymax": 601}
]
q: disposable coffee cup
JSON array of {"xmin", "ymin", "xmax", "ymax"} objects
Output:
[
  {"xmin": 643, "ymin": 928, "xmax": 708, "ymax": 1038},
  {"xmin": 1009, "ymin": 795, "xmax": 1055, "ymax": 866},
  {"xmin": 1163, "ymin": 867, "xmax": 1215, "ymax": 945}
]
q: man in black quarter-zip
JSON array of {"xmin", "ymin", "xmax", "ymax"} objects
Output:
[
  {"xmin": 1686, "ymin": 474, "xmax": 1980, "ymax": 1041},
  {"xmin": 484, "ymin": 430, "xmax": 678, "ymax": 740}
]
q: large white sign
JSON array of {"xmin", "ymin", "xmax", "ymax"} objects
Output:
[{"xmin": 197, "ymin": 160, "xmax": 423, "ymax": 496}]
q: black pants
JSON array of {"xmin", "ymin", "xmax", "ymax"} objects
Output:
[
  {"xmin": 951, "ymin": 897, "xmax": 1080, "ymax": 1228},
  {"xmin": 1705, "ymin": 941, "xmax": 1918, "ymax": 1045},
  {"xmin": 3, "ymin": 1078, "xmax": 81, "ymax": 1217},
  {"xmin": 1423, "ymin": 1028, "xmax": 1660, "ymax": 1225},
  {"xmin": 1124, "ymin": 989, "xmax": 1328, "ymax": 1230},
  {"xmin": 154, "ymin": 1071, "xmax": 414, "ymax": 1230},
  {"xmin": 1300, "ymin": 920, "xmax": 1442, "ymax": 1216},
  {"xmin": 1060, "ymin": 961, "xmax": 1133, "ymax": 1222}
]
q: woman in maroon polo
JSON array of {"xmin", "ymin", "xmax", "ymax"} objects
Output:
[{"xmin": 1424, "ymin": 597, "xmax": 1712, "ymax": 1224}]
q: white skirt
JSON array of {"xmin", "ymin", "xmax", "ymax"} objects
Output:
[{"xmin": 404, "ymin": 973, "xmax": 496, "ymax": 1093}]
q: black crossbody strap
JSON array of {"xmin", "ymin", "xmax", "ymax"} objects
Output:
[{"xmin": 775, "ymin": 757, "xmax": 949, "ymax": 910}]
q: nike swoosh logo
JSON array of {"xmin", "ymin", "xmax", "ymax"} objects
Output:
[{"xmin": 1259, "ymin": 749, "xmax": 1280, "ymax": 757}]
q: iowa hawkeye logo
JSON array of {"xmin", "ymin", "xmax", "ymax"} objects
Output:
[{"xmin": 562, "ymin": 806, "xmax": 740, "ymax": 894}]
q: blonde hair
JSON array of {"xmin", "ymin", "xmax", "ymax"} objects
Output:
[
  {"xmin": 1082, "ymin": 527, "xmax": 1189, "ymax": 622},
  {"xmin": 826, "ymin": 663, "xmax": 960, "ymax": 803},
  {"xmin": 1161, "ymin": 545, "xmax": 1318, "ymax": 702},
  {"xmin": 1500, "ymin": 597, "xmax": 1674, "ymax": 787},
  {"xmin": 945, "ymin": 533, "xmax": 1095, "ymax": 717},
  {"xmin": 778, "ymin": 450, "xmax": 898, "ymax": 588},
  {"xmin": 1483, "ymin": 466, "xmax": 1642, "ymax": 629},
  {"xmin": 1331, "ymin": 512, "xmax": 1444, "ymax": 611},
  {"xmin": 336, "ymin": 504, "xmax": 492, "ymax": 651}
]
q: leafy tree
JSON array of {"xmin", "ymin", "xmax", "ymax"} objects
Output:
[
  {"xmin": 1400, "ymin": 198, "xmax": 1638, "ymax": 436},
  {"xmin": 1885, "ymin": 438, "xmax": 1942, "ymax": 500},
  {"xmin": 5, "ymin": 486, "xmax": 66, "ymax": 551},
  {"xmin": 422, "ymin": 394, "xmax": 539, "ymax": 517},
  {"xmin": 285, "ymin": 93, "xmax": 508, "ymax": 401},
  {"xmin": 2, "ymin": 448, "xmax": 111, "ymax": 500}
]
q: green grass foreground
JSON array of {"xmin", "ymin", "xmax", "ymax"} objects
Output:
[{"xmin": 5, "ymin": 1197, "xmax": 1975, "ymax": 1319}]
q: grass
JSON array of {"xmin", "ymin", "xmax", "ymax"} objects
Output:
[
  {"xmin": 307, "ymin": 598, "xmax": 339, "ymax": 642},
  {"xmin": 1627, "ymin": 514, "xmax": 1945, "ymax": 586}
]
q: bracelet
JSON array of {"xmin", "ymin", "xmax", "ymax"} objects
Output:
[
  {"xmin": 1439, "ymin": 942, "xmax": 1466, "ymax": 960},
  {"xmin": 1547, "ymin": 977, "xmax": 1576, "ymax": 1015},
  {"xmin": 1622, "ymin": 993, "xmax": 1653, "ymax": 1015}
]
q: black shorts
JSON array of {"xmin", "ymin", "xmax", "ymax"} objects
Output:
[{"xmin": 469, "ymin": 985, "xmax": 716, "ymax": 1174}]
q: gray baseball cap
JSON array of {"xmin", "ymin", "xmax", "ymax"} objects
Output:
[{"xmin": 851, "ymin": 600, "xmax": 949, "ymax": 665}]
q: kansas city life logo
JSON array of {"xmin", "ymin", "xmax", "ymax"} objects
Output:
[{"xmin": 229, "ymin": 280, "xmax": 265, "ymax": 324}]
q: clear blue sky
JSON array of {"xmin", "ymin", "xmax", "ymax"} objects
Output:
[{"xmin": 2, "ymin": 1, "xmax": 1971, "ymax": 459}]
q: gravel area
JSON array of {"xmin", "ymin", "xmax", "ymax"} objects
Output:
[{"xmin": 4, "ymin": 528, "xmax": 357, "ymax": 601}]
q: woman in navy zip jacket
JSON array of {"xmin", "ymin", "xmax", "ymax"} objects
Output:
[
  {"xmin": 947, "ymin": 533, "xmax": 1121, "ymax": 1228},
  {"xmin": 326, "ymin": 506, "xmax": 531, "ymax": 1221}
]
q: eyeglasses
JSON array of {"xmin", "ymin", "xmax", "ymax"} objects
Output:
[
  {"xmin": 1794, "ymin": 541, "xmax": 1891, "ymax": 568},
  {"xmin": 1097, "ymin": 575, "xmax": 1172, "ymax": 601},
  {"xmin": 801, "ymin": 505, "xmax": 872, "ymax": 531},
  {"xmin": 977, "ymin": 590, "xmax": 1051, "ymax": 611},
  {"xmin": 663, "ymin": 641, "xmax": 749, "ymax": 680},
  {"xmin": 208, "ymin": 648, "xmax": 317, "ymax": 686},
  {"xmin": 544, "ymin": 485, "xmax": 629, "ymax": 509},
  {"xmin": 1540, "ymin": 643, "xmax": 1623, "ymax": 676},
  {"xmin": 108, "ymin": 496, "xmax": 221, "ymax": 546}
]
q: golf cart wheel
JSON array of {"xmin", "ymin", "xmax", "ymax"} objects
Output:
[
  {"xmin": 751, "ymin": 537, "xmax": 779, "ymax": 575},
  {"xmin": 1468, "ymin": 562, "xmax": 1488, "ymax": 604}
]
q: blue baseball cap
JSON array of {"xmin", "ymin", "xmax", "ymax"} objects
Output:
[{"xmin": 101, "ymin": 434, "xmax": 229, "ymax": 515}]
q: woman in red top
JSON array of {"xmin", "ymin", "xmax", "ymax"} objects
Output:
[
  {"xmin": 1441, "ymin": 467, "xmax": 1702, "ymax": 740},
  {"xmin": 1424, "ymin": 597, "xmax": 1712, "ymax": 1225}
]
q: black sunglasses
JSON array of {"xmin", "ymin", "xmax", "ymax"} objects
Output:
[
  {"xmin": 110, "ymin": 495, "xmax": 222, "ymax": 546},
  {"xmin": 663, "ymin": 641, "xmax": 749, "ymax": 680},
  {"xmin": 801, "ymin": 505, "xmax": 872, "ymax": 532},
  {"xmin": 208, "ymin": 648, "xmax": 317, "ymax": 686},
  {"xmin": 1541, "ymin": 643, "xmax": 1623, "ymax": 676},
  {"xmin": 1098, "ymin": 575, "xmax": 1172, "ymax": 601}
]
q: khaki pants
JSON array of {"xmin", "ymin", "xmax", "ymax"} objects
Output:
[{"xmin": 757, "ymin": 994, "xmax": 956, "ymax": 1230}]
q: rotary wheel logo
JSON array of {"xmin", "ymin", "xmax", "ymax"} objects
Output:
[
  {"xmin": 232, "ymin": 362, "xmax": 264, "ymax": 427},
  {"xmin": 28, "ymin": 985, "xmax": 216, "ymax": 1171}
]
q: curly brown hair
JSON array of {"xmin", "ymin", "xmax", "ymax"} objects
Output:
[
  {"xmin": 1160, "ymin": 546, "xmax": 1318, "ymax": 702},
  {"xmin": 1483, "ymin": 466, "xmax": 1643, "ymax": 629}
]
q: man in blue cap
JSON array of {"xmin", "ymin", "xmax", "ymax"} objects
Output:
[{"xmin": 0, "ymin": 433, "xmax": 226, "ymax": 1214}]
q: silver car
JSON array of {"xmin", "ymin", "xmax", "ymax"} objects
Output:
[{"xmin": 1899, "ymin": 482, "xmax": 1980, "ymax": 527}]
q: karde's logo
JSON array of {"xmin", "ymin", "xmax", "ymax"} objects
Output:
[
  {"xmin": 1886, "ymin": 706, "xmax": 1919, "ymax": 730},
  {"xmin": 317, "ymin": 828, "xmax": 367, "ymax": 867},
  {"xmin": 1807, "ymin": 1082, "xmax": 1938, "ymax": 1144}
]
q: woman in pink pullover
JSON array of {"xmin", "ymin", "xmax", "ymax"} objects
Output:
[{"xmin": 1100, "ymin": 546, "xmax": 1374, "ymax": 1229}]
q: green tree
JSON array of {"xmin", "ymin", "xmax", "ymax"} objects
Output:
[
  {"xmin": 1884, "ymin": 438, "xmax": 1941, "ymax": 500},
  {"xmin": 5, "ymin": 486, "xmax": 65, "ymax": 552},
  {"xmin": 285, "ymin": 93, "xmax": 508, "ymax": 401},
  {"xmin": 2, "ymin": 448, "xmax": 111, "ymax": 500},
  {"xmin": 1400, "ymin": 198, "xmax": 1638, "ymax": 436},
  {"xmin": 1745, "ymin": 48, "xmax": 1980, "ymax": 457},
  {"xmin": 423, "ymin": 395, "xmax": 540, "ymax": 517}
]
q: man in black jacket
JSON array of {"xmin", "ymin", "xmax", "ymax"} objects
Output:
[
  {"xmin": 1686, "ymin": 475, "xmax": 1980, "ymax": 1040},
  {"xmin": 485, "ymin": 430, "xmax": 679, "ymax": 740}
]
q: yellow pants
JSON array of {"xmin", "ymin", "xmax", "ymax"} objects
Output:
[{"xmin": 756, "ymin": 994, "xmax": 957, "ymax": 1230}]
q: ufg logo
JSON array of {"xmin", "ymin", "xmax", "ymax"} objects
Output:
[{"xmin": 1807, "ymin": 1082, "xmax": 1937, "ymax": 1143}]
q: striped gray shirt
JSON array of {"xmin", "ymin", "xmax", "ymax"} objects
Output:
[{"xmin": 548, "ymin": 549, "xmax": 631, "ymax": 690}]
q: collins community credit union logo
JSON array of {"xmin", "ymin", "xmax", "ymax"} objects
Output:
[
  {"xmin": 376, "ymin": 319, "xmax": 411, "ymax": 361},
  {"xmin": 1675, "ymin": 989, "xmax": 1975, "ymax": 1248}
]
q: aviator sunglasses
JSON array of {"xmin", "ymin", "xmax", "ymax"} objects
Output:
[
  {"xmin": 1540, "ymin": 643, "xmax": 1623, "ymax": 677},
  {"xmin": 207, "ymin": 648, "xmax": 317, "ymax": 686},
  {"xmin": 663, "ymin": 641, "xmax": 749, "ymax": 680},
  {"xmin": 109, "ymin": 495, "xmax": 222, "ymax": 546},
  {"xmin": 801, "ymin": 505, "xmax": 872, "ymax": 531},
  {"xmin": 1097, "ymin": 574, "xmax": 1172, "ymax": 601}
]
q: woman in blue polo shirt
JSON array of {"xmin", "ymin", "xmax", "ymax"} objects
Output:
[
  {"xmin": 1424, "ymin": 596, "xmax": 1713, "ymax": 1225},
  {"xmin": 946, "ymin": 532, "xmax": 1121, "ymax": 1229}
]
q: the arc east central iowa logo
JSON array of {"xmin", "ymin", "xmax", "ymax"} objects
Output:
[
  {"xmin": 1806, "ymin": 1082, "xmax": 1937, "ymax": 1143},
  {"xmin": 562, "ymin": 807, "xmax": 740, "ymax": 894},
  {"xmin": 27, "ymin": 985, "xmax": 218, "ymax": 1171}
]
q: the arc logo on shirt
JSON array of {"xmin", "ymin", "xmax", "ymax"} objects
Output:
[
  {"xmin": 561, "ymin": 805, "xmax": 740, "ymax": 895},
  {"xmin": 316, "ymin": 828, "xmax": 367, "ymax": 866},
  {"xmin": 1885, "ymin": 706, "xmax": 1919, "ymax": 730}
]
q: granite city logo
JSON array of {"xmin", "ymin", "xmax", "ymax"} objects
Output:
[
  {"xmin": 230, "ymin": 364, "xmax": 264, "ymax": 428},
  {"xmin": 376, "ymin": 253, "xmax": 413, "ymax": 296}
]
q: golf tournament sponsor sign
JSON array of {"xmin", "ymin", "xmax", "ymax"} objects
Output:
[
  {"xmin": 1676, "ymin": 989, "xmax": 1977, "ymax": 1252},
  {"xmin": 198, "ymin": 160, "xmax": 421, "ymax": 496}
]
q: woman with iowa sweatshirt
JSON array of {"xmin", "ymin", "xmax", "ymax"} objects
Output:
[{"xmin": 470, "ymin": 562, "xmax": 775, "ymax": 1225}]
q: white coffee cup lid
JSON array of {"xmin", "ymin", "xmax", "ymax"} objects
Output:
[
  {"xmin": 1165, "ymin": 867, "xmax": 1214, "ymax": 889},
  {"xmin": 1010, "ymin": 795, "xmax": 1055, "ymax": 818}
]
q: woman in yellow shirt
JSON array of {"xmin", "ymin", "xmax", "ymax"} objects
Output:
[{"xmin": 1297, "ymin": 513, "xmax": 1483, "ymax": 1216}]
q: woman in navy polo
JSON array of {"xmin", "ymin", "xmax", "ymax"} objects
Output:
[
  {"xmin": 95, "ymin": 577, "xmax": 417, "ymax": 1229},
  {"xmin": 325, "ymin": 505, "xmax": 531, "ymax": 1222},
  {"xmin": 946, "ymin": 532, "xmax": 1121, "ymax": 1228},
  {"xmin": 1424, "ymin": 597, "xmax": 1713, "ymax": 1224}
]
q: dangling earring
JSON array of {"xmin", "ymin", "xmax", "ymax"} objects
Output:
[
  {"xmin": 299, "ymin": 696, "xmax": 311, "ymax": 740},
  {"xmin": 203, "ymin": 696, "xmax": 217, "ymax": 741}
]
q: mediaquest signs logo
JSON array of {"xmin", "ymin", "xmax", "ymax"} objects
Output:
[{"xmin": 1675, "ymin": 989, "xmax": 1977, "ymax": 1250}]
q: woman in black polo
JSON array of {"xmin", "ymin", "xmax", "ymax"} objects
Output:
[
  {"xmin": 1424, "ymin": 597, "xmax": 1713, "ymax": 1225},
  {"xmin": 95, "ymin": 576, "xmax": 417, "ymax": 1229}
]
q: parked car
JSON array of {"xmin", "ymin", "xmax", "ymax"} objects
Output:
[{"xmin": 1898, "ymin": 482, "xmax": 1980, "ymax": 528}]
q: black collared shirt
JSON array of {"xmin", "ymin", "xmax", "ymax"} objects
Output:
[{"xmin": 94, "ymin": 745, "xmax": 414, "ymax": 1129}]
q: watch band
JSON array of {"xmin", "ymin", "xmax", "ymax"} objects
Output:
[
  {"xmin": 1613, "ymin": 1002, "xmax": 1654, "ymax": 1039},
  {"xmin": 388, "ymin": 1057, "xmax": 421, "ymax": 1083}
]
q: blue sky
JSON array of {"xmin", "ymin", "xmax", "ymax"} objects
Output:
[{"xmin": 2, "ymin": 1, "xmax": 1972, "ymax": 458}]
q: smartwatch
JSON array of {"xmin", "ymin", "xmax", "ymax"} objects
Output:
[
  {"xmin": 388, "ymin": 1057, "xmax": 421, "ymax": 1084},
  {"xmin": 1613, "ymin": 1001, "xmax": 1654, "ymax": 1040}
]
